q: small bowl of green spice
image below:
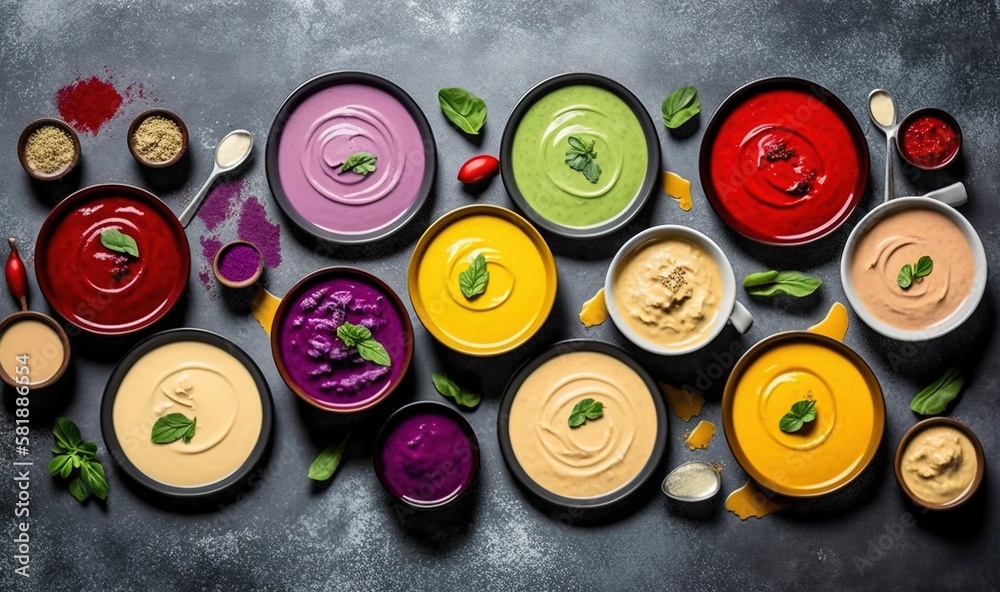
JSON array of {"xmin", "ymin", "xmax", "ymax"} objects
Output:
[
  {"xmin": 17, "ymin": 118, "xmax": 80, "ymax": 181},
  {"xmin": 127, "ymin": 108, "xmax": 188, "ymax": 168}
]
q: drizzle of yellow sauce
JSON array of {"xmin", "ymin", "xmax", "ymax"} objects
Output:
[
  {"xmin": 725, "ymin": 479, "xmax": 789, "ymax": 520},
  {"xmin": 660, "ymin": 382, "xmax": 704, "ymax": 421},
  {"xmin": 662, "ymin": 171, "xmax": 692, "ymax": 211},
  {"xmin": 808, "ymin": 302, "xmax": 849, "ymax": 341},
  {"xmin": 685, "ymin": 420, "xmax": 716, "ymax": 450},
  {"xmin": 250, "ymin": 290, "xmax": 282, "ymax": 336},
  {"xmin": 579, "ymin": 287, "xmax": 609, "ymax": 327}
]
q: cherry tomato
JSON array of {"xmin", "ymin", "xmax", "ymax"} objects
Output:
[{"xmin": 457, "ymin": 155, "xmax": 500, "ymax": 185}]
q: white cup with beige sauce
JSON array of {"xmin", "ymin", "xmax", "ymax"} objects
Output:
[
  {"xmin": 840, "ymin": 183, "xmax": 987, "ymax": 341},
  {"xmin": 605, "ymin": 225, "xmax": 753, "ymax": 356}
]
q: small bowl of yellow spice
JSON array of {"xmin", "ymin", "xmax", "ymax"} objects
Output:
[
  {"xmin": 17, "ymin": 118, "xmax": 80, "ymax": 181},
  {"xmin": 127, "ymin": 109, "xmax": 188, "ymax": 168}
]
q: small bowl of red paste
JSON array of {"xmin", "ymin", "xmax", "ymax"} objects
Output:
[
  {"xmin": 270, "ymin": 267, "xmax": 414, "ymax": 413},
  {"xmin": 896, "ymin": 107, "xmax": 962, "ymax": 170},
  {"xmin": 214, "ymin": 241, "xmax": 264, "ymax": 289}
]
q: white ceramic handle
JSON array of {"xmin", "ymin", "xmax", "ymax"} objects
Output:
[
  {"xmin": 923, "ymin": 182, "xmax": 967, "ymax": 207},
  {"xmin": 730, "ymin": 301, "xmax": 753, "ymax": 334}
]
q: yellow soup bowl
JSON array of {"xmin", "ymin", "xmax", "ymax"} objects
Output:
[
  {"xmin": 722, "ymin": 303, "xmax": 885, "ymax": 497},
  {"xmin": 407, "ymin": 205, "xmax": 558, "ymax": 356}
]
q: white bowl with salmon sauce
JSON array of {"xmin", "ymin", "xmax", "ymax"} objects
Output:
[{"xmin": 840, "ymin": 187, "xmax": 987, "ymax": 342}]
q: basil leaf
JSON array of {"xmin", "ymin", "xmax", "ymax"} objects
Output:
[
  {"xmin": 564, "ymin": 135, "xmax": 601, "ymax": 183},
  {"xmin": 77, "ymin": 441, "xmax": 97, "ymax": 459},
  {"xmin": 68, "ymin": 477, "xmax": 89, "ymax": 503},
  {"xmin": 355, "ymin": 338, "xmax": 391, "ymax": 367},
  {"xmin": 336, "ymin": 322, "xmax": 373, "ymax": 347},
  {"xmin": 742, "ymin": 270, "xmax": 780, "ymax": 287},
  {"xmin": 48, "ymin": 454, "xmax": 75, "ymax": 479},
  {"xmin": 151, "ymin": 413, "xmax": 197, "ymax": 444},
  {"xmin": 662, "ymin": 86, "xmax": 701, "ymax": 129},
  {"xmin": 779, "ymin": 399, "xmax": 816, "ymax": 433},
  {"xmin": 308, "ymin": 436, "xmax": 349, "ymax": 481},
  {"xmin": 458, "ymin": 253, "xmax": 489, "ymax": 299},
  {"xmin": 897, "ymin": 264, "xmax": 914, "ymax": 289},
  {"xmin": 568, "ymin": 398, "xmax": 604, "ymax": 428},
  {"xmin": 80, "ymin": 460, "xmax": 108, "ymax": 500},
  {"xmin": 100, "ymin": 228, "xmax": 139, "ymax": 258},
  {"xmin": 438, "ymin": 87, "xmax": 487, "ymax": 135},
  {"xmin": 336, "ymin": 322, "xmax": 391, "ymax": 367},
  {"xmin": 338, "ymin": 151, "xmax": 377, "ymax": 175},
  {"xmin": 53, "ymin": 417, "xmax": 83, "ymax": 452},
  {"xmin": 914, "ymin": 255, "xmax": 933, "ymax": 278},
  {"xmin": 431, "ymin": 372, "xmax": 481, "ymax": 409},
  {"xmin": 743, "ymin": 270, "xmax": 822, "ymax": 297},
  {"xmin": 910, "ymin": 367, "xmax": 964, "ymax": 416}
]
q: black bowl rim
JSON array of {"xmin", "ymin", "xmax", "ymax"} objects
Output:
[
  {"xmin": 99, "ymin": 328, "xmax": 274, "ymax": 499},
  {"xmin": 496, "ymin": 338, "xmax": 669, "ymax": 510},
  {"xmin": 372, "ymin": 400, "xmax": 481, "ymax": 510},
  {"xmin": 720, "ymin": 329, "xmax": 886, "ymax": 498},
  {"xmin": 697, "ymin": 76, "xmax": 871, "ymax": 246},
  {"xmin": 895, "ymin": 106, "xmax": 963, "ymax": 171},
  {"xmin": 892, "ymin": 416, "xmax": 985, "ymax": 510},
  {"xmin": 264, "ymin": 70, "xmax": 437, "ymax": 245},
  {"xmin": 498, "ymin": 72, "xmax": 661, "ymax": 239},
  {"xmin": 33, "ymin": 182, "xmax": 191, "ymax": 336},
  {"xmin": 269, "ymin": 266, "xmax": 415, "ymax": 413}
]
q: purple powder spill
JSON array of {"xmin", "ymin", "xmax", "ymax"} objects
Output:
[
  {"xmin": 218, "ymin": 244, "xmax": 261, "ymax": 283},
  {"xmin": 238, "ymin": 196, "xmax": 282, "ymax": 268},
  {"xmin": 198, "ymin": 178, "xmax": 244, "ymax": 232},
  {"xmin": 200, "ymin": 235, "xmax": 223, "ymax": 263}
]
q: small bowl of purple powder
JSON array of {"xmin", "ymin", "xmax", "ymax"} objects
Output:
[{"xmin": 213, "ymin": 240, "xmax": 264, "ymax": 289}]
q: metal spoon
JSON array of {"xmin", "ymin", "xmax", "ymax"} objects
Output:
[
  {"xmin": 868, "ymin": 89, "xmax": 897, "ymax": 203},
  {"xmin": 178, "ymin": 130, "xmax": 254, "ymax": 228}
]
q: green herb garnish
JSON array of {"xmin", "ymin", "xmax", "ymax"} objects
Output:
[
  {"xmin": 438, "ymin": 87, "xmax": 487, "ymax": 135},
  {"xmin": 743, "ymin": 270, "xmax": 822, "ymax": 298},
  {"xmin": 565, "ymin": 135, "xmax": 601, "ymax": 183},
  {"xmin": 898, "ymin": 256, "xmax": 933, "ymax": 289},
  {"xmin": 431, "ymin": 372, "xmax": 481, "ymax": 409},
  {"xmin": 48, "ymin": 417, "xmax": 108, "ymax": 503},
  {"xmin": 568, "ymin": 398, "xmax": 604, "ymax": 428},
  {"xmin": 100, "ymin": 228, "xmax": 139, "ymax": 258},
  {"xmin": 308, "ymin": 436, "xmax": 349, "ymax": 481},
  {"xmin": 910, "ymin": 367, "xmax": 963, "ymax": 416},
  {"xmin": 779, "ymin": 400, "xmax": 817, "ymax": 433},
  {"xmin": 458, "ymin": 253, "xmax": 489, "ymax": 299},
  {"xmin": 338, "ymin": 151, "xmax": 377, "ymax": 175},
  {"xmin": 661, "ymin": 86, "xmax": 701, "ymax": 129},
  {"xmin": 151, "ymin": 413, "xmax": 197, "ymax": 444},
  {"xmin": 336, "ymin": 322, "xmax": 391, "ymax": 367}
]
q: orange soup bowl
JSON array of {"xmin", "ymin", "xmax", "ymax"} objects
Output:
[{"xmin": 721, "ymin": 303, "xmax": 885, "ymax": 497}]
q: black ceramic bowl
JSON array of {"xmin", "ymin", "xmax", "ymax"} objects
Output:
[
  {"xmin": 497, "ymin": 339, "xmax": 668, "ymax": 510},
  {"xmin": 895, "ymin": 107, "xmax": 962, "ymax": 170},
  {"xmin": 100, "ymin": 329, "xmax": 274, "ymax": 499},
  {"xmin": 373, "ymin": 401, "xmax": 480, "ymax": 510},
  {"xmin": 265, "ymin": 71, "xmax": 437, "ymax": 245},
  {"xmin": 499, "ymin": 72, "xmax": 661, "ymax": 239}
]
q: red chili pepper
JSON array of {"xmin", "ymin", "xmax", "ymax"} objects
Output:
[
  {"xmin": 6, "ymin": 238, "xmax": 28, "ymax": 311},
  {"xmin": 457, "ymin": 155, "xmax": 500, "ymax": 185}
]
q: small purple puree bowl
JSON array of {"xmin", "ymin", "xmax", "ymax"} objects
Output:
[{"xmin": 373, "ymin": 401, "xmax": 480, "ymax": 509}]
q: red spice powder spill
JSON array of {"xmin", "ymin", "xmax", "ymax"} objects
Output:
[
  {"xmin": 56, "ymin": 76, "xmax": 123, "ymax": 135},
  {"xmin": 238, "ymin": 197, "xmax": 283, "ymax": 268}
]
